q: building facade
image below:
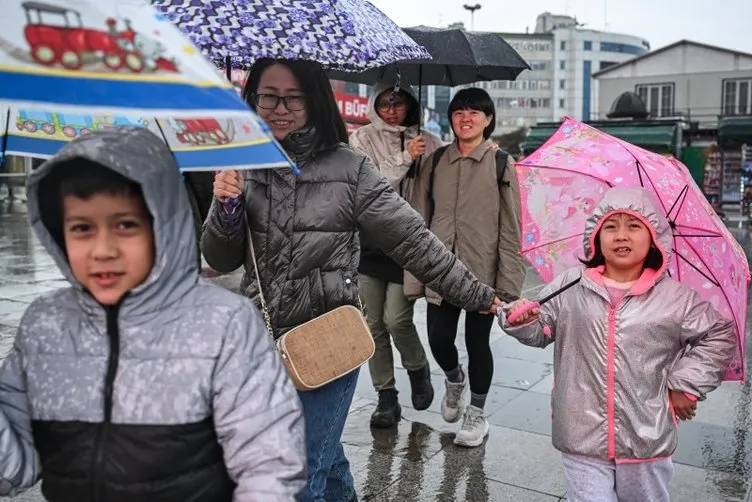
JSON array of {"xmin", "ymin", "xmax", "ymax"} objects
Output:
[
  {"xmin": 480, "ymin": 12, "xmax": 650, "ymax": 135},
  {"xmin": 593, "ymin": 40, "xmax": 752, "ymax": 129}
]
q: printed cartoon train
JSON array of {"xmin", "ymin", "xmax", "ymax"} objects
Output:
[{"xmin": 22, "ymin": 1, "xmax": 177, "ymax": 72}]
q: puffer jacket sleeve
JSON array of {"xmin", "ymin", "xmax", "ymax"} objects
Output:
[
  {"xmin": 0, "ymin": 336, "xmax": 41, "ymax": 496},
  {"xmin": 496, "ymin": 158, "xmax": 526, "ymax": 303},
  {"xmin": 667, "ymin": 289, "xmax": 735, "ymax": 400},
  {"xmin": 201, "ymin": 197, "xmax": 247, "ymax": 274},
  {"xmin": 499, "ymin": 269, "xmax": 575, "ymax": 348},
  {"xmin": 354, "ymin": 157, "xmax": 495, "ymax": 312},
  {"xmin": 213, "ymin": 304, "xmax": 306, "ymax": 501}
]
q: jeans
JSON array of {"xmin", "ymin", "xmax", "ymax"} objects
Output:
[
  {"xmin": 360, "ymin": 275, "xmax": 427, "ymax": 391},
  {"xmin": 426, "ymin": 301, "xmax": 495, "ymax": 395},
  {"xmin": 297, "ymin": 369, "xmax": 359, "ymax": 502}
]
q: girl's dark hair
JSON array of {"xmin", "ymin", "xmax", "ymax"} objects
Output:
[
  {"xmin": 243, "ymin": 58, "xmax": 348, "ymax": 151},
  {"xmin": 580, "ymin": 230, "xmax": 664, "ymax": 271},
  {"xmin": 375, "ymin": 88, "xmax": 420, "ymax": 128},
  {"xmin": 447, "ymin": 87, "xmax": 496, "ymax": 140},
  {"xmin": 38, "ymin": 158, "xmax": 148, "ymax": 251}
]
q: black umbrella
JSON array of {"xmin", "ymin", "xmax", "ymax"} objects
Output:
[
  {"xmin": 329, "ymin": 25, "xmax": 529, "ymax": 131},
  {"xmin": 329, "ymin": 25, "xmax": 530, "ymax": 86}
]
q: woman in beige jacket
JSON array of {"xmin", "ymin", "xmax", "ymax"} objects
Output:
[
  {"xmin": 350, "ymin": 83, "xmax": 443, "ymax": 428},
  {"xmin": 408, "ymin": 88, "xmax": 526, "ymax": 447}
]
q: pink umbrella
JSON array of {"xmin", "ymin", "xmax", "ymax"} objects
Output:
[{"xmin": 516, "ymin": 117, "xmax": 750, "ymax": 381}]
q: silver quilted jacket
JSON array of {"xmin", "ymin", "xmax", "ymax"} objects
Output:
[
  {"xmin": 0, "ymin": 128, "xmax": 305, "ymax": 500},
  {"xmin": 501, "ymin": 187, "xmax": 735, "ymax": 460}
]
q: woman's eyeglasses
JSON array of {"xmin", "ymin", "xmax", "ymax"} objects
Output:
[
  {"xmin": 252, "ymin": 93, "xmax": 306, "ymax": 111},
  {"xmin": 375, "ymin": 99, "xmax": 407, "ymax": 112}
]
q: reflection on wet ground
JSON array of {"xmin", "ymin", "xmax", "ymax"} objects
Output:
[{"xmin": 0, "ymin": 199, "xmax": 751, "ymax": 501}]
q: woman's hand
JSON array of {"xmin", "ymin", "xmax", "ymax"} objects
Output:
[
  {"xmin": 507, "ymin": 298, "xmax": 540, "ymax": 325},
  {"xmin": 213, "ymin": 170, "xmax": 243, "ymax": 201},
  {"xmin": 669, "ymin": 390, "xmax": 697, "ymax": 420},
  {"xmin": 480, "ymin": 296, "xmax": 502, "ymax": 315},
  {"xmin": 406, "ymin": 135, "xmax": 427, "ymax": 160}
]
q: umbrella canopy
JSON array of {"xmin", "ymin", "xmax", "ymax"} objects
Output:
[
  {"xmin": 516, "ymin": 117, "xmax": 750, "ymax": 381},
  {"xmin": 0, "ymin": 0, "xmax": 291, "ymax": 171},
  {"xmin": 328, "ymin": 25, "xmax": 530, "ymax": 85},
  {"xmin": 150, "ymin": 0, "xmax": 431, "ymax": 72}
]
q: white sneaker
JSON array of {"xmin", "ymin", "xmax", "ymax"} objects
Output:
[
  {"xmin": 441, "ymin": 367, "xmax": 467, "ymax": 423},
  {"xmin": 454, "ymin": 405, "xmax": 490, "ymax": 447}
]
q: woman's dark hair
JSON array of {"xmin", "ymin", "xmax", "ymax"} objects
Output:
[
  {"xmin": 375, "ymin": 88, "xmax": 420, "ymax": 128},
  {"xmin": 38, "ymin": 158, "xmax": 148, "ymax": 252},
  {"xmin": 447, "ymin": 87, "xmax": 496, "ymax": 140},
  {"xmin": 243, "ymin": 58, "xmax": 348, "ymax": 152},
  {"xmin": 580, "ymin": 230, "xmax": 664, "ymax": 271}
]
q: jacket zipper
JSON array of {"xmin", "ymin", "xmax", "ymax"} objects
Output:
[
  {"xmin": 606, "ymin": 305, "xmax": 617, "ymax": 459},
  {"xmin": 90, "ymin": 304, "xmax": 121, "ymax": 502}
]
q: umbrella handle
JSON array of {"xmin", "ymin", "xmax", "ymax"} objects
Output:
[
  {"xmin": 503, "ymin": 277, "xmax": 581, "ymax": 324},
  {"xmin": 506, "ymin": 301, "xmax": 541, "ymax": 324}
]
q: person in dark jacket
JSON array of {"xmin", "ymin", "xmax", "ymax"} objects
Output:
[
  {"xmin": 0, "ymin": 128, "xmax": 306, "ymax": 502},
  {"xmin": 201, "ymin": 59, "xmax": 501, "ymax": 502},
  {"xmin": 350, "ymin": 82, "xmax": 444, "ymax": 428}
]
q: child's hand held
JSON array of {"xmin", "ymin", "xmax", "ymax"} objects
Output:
[{"xmin": 507, "ymin": 299, "xmax": 541, "ymax": 325}]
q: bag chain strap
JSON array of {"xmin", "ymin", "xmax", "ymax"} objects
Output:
[{"xmin": 246, "ymin": 225, "xmax": 276, "ymax": 342}]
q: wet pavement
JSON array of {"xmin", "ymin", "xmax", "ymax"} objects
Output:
[{"xmin": 0, "ymin": 195, "xmax": 751, "ymax": 501}]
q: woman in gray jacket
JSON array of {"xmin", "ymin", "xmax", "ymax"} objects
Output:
[
  {"xmin": 502, "ymin": 187, "xmax": 735, "ymax": 502},
  {"xmin": 201, "ymin": 59, "xmax": 500, "ymax": 502}
]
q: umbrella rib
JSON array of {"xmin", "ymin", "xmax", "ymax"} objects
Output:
[
  {"xmin": 636, "ymin": 160, "xmax": 645, "ymax": 188},
  {"xmin": 674, "ymin": 234, "xmax": 724, "ymax": 238},
  {"xmin": 521, "ymin": 232, "xmax": 584, "ymax": 254},
  {"xmin": 517, "ymin": 163, "xmax": 614, "ymax": 187},
  {"xmin": 636, "ymin": 161, "xmax": 671, "ymax": 215},
  {"xmin": 673, "ymin": 223, "xmax": 723, "ymax": 236},
  {"xmin": 672, "ymin": 248, "xmax": 720, "ymax": 287},
  {"xmin": 666, "ymin": 185, "xmax": 689, "ymax": 221}
]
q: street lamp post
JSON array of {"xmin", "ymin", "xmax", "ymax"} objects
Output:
[{"xmin": 462, "ymin": 3, "xmax": 481, "ymax": 30}]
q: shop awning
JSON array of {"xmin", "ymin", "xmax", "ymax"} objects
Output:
[
  {"xmin": 717, "ymin": 116, "xmax": 752, "ymax": 148},
  {"xmin": 522, "ymin": 123, "xmax": 679, "ymax": 155}
]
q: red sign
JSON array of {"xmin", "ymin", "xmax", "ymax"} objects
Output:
[{"xmin": 335, "ymin": 93, "xmax": 369, "ymax": 124}]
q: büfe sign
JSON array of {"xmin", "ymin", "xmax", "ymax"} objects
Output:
[{"xmin": 335, "ymin": 93, "xmax": 369, "ymax": 124}]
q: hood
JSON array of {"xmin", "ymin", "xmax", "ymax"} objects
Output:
[
  {"xmin": 365, "ymin": 81, "xmax": 420, "ymax": 134},
  {"xmin": 583, "ymin": 187, "xmax": 672, "ymax": 280},
  {"xmin": 27, "ymin": 127, "xmax": 197, "ymax": 317}
]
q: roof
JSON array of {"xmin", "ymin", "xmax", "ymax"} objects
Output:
[{"xmin": 592, "ymin": 39, "xmax": 752, "ymax": 77}]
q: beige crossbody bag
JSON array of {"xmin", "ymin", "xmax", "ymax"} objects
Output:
[{"xmin": 247, "ymin": 229, "xmax": 374, "ymax": 391}]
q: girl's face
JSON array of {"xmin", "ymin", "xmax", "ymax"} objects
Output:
[
  {"xmin": 255, "ymin": 64, "xmax": 308, "ymax": 140},
  {"xmin": 451, "ymin": 108, "xmax": 492, "ymax": 144},
  {"xmin": 599, "ymin": 213, "xmax": 653, "ymax": 276}
]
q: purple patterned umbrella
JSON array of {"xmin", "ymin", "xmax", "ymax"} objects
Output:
[{"xmin": 151, "ymin": 0, "xmax": 431, "ymax": 72}]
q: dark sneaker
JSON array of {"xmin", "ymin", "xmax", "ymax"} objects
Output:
[
  {"xmin": 370, "ymin": 389, "xmax": 401, "ymax": 428},
  {"xmin": 407, "ymin": 363, "xmax": 434, "ymax": 410}
]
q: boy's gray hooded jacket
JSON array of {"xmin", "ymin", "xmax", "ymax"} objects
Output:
[
  {"xmin": 0, "ymin": 128, "xmax": 305, "ymax": 501},
  {"xmin": 501, "ymin": 187, "xmax": 734, "ymax": 461}
]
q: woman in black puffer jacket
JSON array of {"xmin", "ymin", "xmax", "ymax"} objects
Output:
[{"xmin": 201, "ymin": 58, "xmax": 500, "ymax": 502}]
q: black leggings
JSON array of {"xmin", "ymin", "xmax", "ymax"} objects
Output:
[{"xmin": 426, "ymin": 301, "xmax": 494, "ymax": 395}]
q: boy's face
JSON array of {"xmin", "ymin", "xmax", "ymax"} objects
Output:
[{"xmin": 63, "ymin": 192, "xmax": 154, "ymax": 305}]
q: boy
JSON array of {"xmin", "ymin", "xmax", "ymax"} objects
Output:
[{"xmin": 0, "ymin": 128, "xmax": 305, "ymax": 501}]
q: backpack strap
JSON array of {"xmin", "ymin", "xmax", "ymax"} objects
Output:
[
  {"xmin": 495, "ymin": 149, "xmax": 510, "ymax": 189},
  {"xmin": 427, "ymin": 144, "xmax": 449, "ymax": 225}
]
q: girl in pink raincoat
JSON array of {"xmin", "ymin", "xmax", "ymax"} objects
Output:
[{"xmin": 499, "ymin": 187, "xmax": 734, "ymax": 502}]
